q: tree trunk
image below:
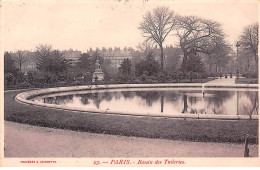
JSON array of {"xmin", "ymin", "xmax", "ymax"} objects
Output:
[
  {"xmin": 255, "ymin": 58, "xmax": 258, "ymax": 76},
  {"xmin": 247, "ymin": 57, "xmax": 250, "ymax": 77},
  {"xmin": 160, "ymin": 45, "xmax": 164, "ymax": 72},
  {"xmin": 181, "ymin": 53, "xmax": 188, "ymax": 74},
  {"xmin": 19, "ymin": 61, "xmax": 22, "ymax": 71},
  {"xmin": 209, "ymin": 63, "xmax": 212, "ymax": 74}
]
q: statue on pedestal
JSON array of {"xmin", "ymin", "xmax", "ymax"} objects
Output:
[{"xmin": 92, "ymin": 59, "xmax": 104, "ymax": 83}]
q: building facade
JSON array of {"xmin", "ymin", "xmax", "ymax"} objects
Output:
[{"xmin": 88, "ymin": 47, "xmax": 134, "ymax": 69}]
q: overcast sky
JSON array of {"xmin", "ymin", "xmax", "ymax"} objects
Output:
[{"xmin": 2, "ymin": 0, "xmax": 258, "ymax": 52}]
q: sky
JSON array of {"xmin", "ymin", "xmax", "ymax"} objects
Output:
[{"xmin": 1, "ymin": 0, "xmax": 259, "ymax": 52}]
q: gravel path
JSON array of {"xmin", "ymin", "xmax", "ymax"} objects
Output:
[
  {"xmin": 4, "ymin": 121, "xmax": 258, "ymax": 158},
  {"xmin": 206, "ymin": 76, "xmax": 236, "ymax": 84}
]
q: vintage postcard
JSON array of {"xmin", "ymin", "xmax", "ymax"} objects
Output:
[{"xmin": 0, "ymin": 0, "xmax": 259, "ymax": 167}]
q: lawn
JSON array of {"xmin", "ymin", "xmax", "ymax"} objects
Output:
[
  {"xmin": 4, "ymin": 89, "xmax": 258, "ymax": 144},
  {"xmin": 4, "ymin": 77, "xmax": 218, "ymax": 90},
  {"xmin": 235, "ymin": 78, "xmax": 258, "ymax": 84}
]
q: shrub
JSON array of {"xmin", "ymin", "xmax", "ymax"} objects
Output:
[
  {"xmin": 186, "ymin": 71, "xmax": 194, "ymax": 82},
  {"xmin": 208, "ymin": 73, "xmax": 217, "ymax": 77},
  {"xmin": 14, "ymin": 71, "xmax": 25, "ymax": 84},
  {"xmin": 27, "ymin": 71, "xmax": 59, "ymax": 85},
  {"xmin": 133, "ymin": 78, "xmax": 141, "ymax": 84},
  {"xmin": 4, "ymin": 73, "xmax": 16, "ymax": 86},
  {"xmin": 71, "ymin": 80, "xmax": 82, "ymax": 86},
  {"xmin": 177, "ymin": 71, "xmax": 185, "ymax": 81},
  {"xmin": 17, "ymin": 81, "xmax": 30, "ymax": 88},
  {"xmin": 156, "ymin": 72, "xmax": 171, "ymax": 83},
  {"xmin": 135, "ymin": 52, "xmax": 160, "ymax": 77}
]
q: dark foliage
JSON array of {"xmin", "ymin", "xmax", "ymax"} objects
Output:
[
  {"xmin": 135, "ymin": 52, "xmax": 160, "ymax": 77},
  {"xmin": 36, "ymin": 50, "xmax": 72, "ymax": 75},
  {"xmin": 4, "ymin": 52, "xmax": 18, "ymax": 75},
  {"xmin": 118, "ymin": 58, "xmax": 132, "ymax": 76},
  {"xmin": 186, "ymin": 53, "xmax": 207, "ymax": 78}
]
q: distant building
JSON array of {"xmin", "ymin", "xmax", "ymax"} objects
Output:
[
  {"xmin": 87, "ymin": 47, "xmax": 134, "ymax": 69},
  {"xmin": 62, "ymin": 49, "xmax": 82, "ymax": 66}
]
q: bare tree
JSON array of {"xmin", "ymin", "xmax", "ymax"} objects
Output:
[
  {"xmin": 175, "ymin": 15, "xmax": 225, "ymax": 73},
  {"xmin": 137, "ymin": 41, "xmax": 155, "ymax": 58},
  {"xmin": 239, "ymin": 23, "xmax": 258, "ymax": 73},
  {"xmin": 139, "ymin": 6, "xmax": 176, "ymax": 71},
  {"xmin": 15, "ymin": 50, "xmax": 27, "ymax": 71},
  {"xmin": 35, "ymin": 44, "xmax": 52, "ymax": 71},
  {"xmin": 164, "ymin": 46, "xmax": 183, "ymax": 74},
  {"xmin": 208, "ymin": 40, "xmax": 232, "ymax": 74}
]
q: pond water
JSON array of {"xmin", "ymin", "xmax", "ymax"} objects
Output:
[{"xmin": 31, "ymin": 88, "xmax": 258, "ymax": 116}]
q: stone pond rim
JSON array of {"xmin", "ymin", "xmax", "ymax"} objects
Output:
[{"xmin": 15, "ymin": 83, "xmax": 259, "ymax": 120}]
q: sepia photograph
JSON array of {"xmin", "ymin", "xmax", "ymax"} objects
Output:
[{"xmin": 1, "ymin": 0, "xmax": 259, "ymax": 167}]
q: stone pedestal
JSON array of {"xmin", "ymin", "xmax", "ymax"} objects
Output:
[{"xmin": 92, "ymin": 59, "xmax": 104, "ymax": 83}]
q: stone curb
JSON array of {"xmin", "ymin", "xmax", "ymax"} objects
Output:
[{"xmin": 15, "ymin": 83, "xmax": 259, "ymax": 120}]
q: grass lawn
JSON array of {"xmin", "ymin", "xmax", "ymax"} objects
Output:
[
  {"xmin": 235, "ymin": 78, "xmax": 258, "ymax": 84},
  {"xmin": 4, "ymin": 77, "xmax": 218, "ymax": 90},
  {"xmin": 4, "ymin": 89, "xmax": 258, "ymax": 144}
]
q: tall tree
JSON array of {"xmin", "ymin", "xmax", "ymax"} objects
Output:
[
  {"xmin": 35, "ymin": 44, "xmax": 71, "ymax": 74},
  {"xmin": 118, "ymin": 58, "xmax": 132, "ymax": 76},
  {"xmin": 239, "ymin": 23, "xmax": 258, "ymax": 73},
  {"xmin": 102, "ymin": 59, "xmax": 116, "ymax": 80},
  {"xmin": 139, "ymin": 6, "xmax": 176, "ymax": 71},
  {"xmin": 186, "ymin": 54, "xmax": 206, "ymax": 74},
  {"xmin": 4, "ymin": 52, "xmax": 17, "ymax": 74},
  {"xmin": 164, "ymin": 47, "xmax": 183, "ymax": 74},
  {"xmin": 35, "ymin": 44, "xmax": 52, "ymax": 71},
  {"xmin": 77, "ymin": 53, "xmax": 95, "ymax": 73},
  {"xmin": 50, "ymin": 50, "xmax": 72, "ymax": 74},
  {"xmin": 15, "ymin": 50, "xmax": 27, "ymax": 71},
  {"xmin": 137, "ymin": 41, "xmax": 155, "ymax": 59},
  {"xmin": 176, "ymin": 15, "xmax": 225, "ymax": 73},
  {"xmin": 209, "ymin": 41, "xmax": 232, "ymax": 74}
]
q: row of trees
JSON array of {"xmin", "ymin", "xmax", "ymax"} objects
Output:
[
  {"xmin": 4, "ymin": 44, "xmax": 121, "ymax": 88},
  {"xmin": 117, "ymin": 50, "xmax": 207, "ymax": 84},
  {"xmin": 4, "ymin": 51, "xmax": 28, "ymax": 71},
  {"xmin": 4, "ymin": 43, "xmax": 208, "ymax": 89},
  {"xmin": 138, "ymin": 6, "xmax": 257, "ymax": 76},
  {"xmin": 4, "ymin": 6, "xmax": 258, "ymax": 88},
  {"xmin": 4, "ymin": 45, "xmax": 73, "ymax": 87},
  {"xmin": 238, "ymin": 23, "xmax": 258, "ymax": 77}
]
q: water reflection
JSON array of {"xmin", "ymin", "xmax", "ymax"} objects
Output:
[
  {"xmin": 160, "ymin": 95, "xmax": 164, "ymax": 113},
  {"xmin": 136, "ymin": 91, "xmax": 161, "ymax": 106},
  {"xmin": 32, "ymin": 89, "xmax": 258, "ymax": 116}
]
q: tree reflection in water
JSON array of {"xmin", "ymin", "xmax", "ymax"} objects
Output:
[
  {"xmin": 161, "ymin": 95, "xmax": 164, "ymax": 113},
  {"xmin": 135, "ymin": 91, "xmax": 161, "ymax": 106},
  {"xmin": 182, "ymin": 94, "xmax": 188, "ymax": 113},
  {"xmin": 239, "ymin": 91, "xmax": 258, "ymax": 115},
  {"xmin": 92, "ymin": 92, "xmax": 101, "ymax": 109},
  {"xmin": 121, "ymin": 91, "xmax": 135, "ymax": 100},
  {"xmin": 37, "ymin": 89, "xmax": 258, "ymax": 116},
  {"xmin": 205, "ymin": 91, "xmax": 235, "ymax": 115},
  {"xmin": 76, "ymin": 93, "xmax": 92, "ymax": 105},
  {"xmin": 43, "ymin": 95, "xmax": 73, "ymax": 105}
]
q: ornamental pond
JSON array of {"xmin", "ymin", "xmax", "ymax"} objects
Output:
[{"xmin": 30, "ymin": 87, "xmax": 258, "ymax": 117}]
